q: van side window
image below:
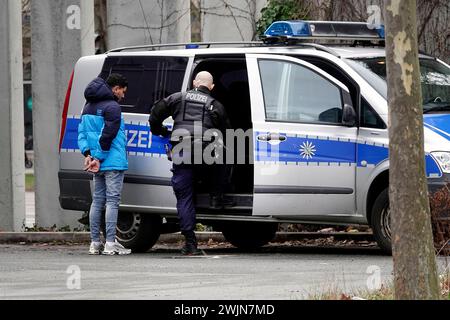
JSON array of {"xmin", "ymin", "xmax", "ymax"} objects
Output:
[
  {"xmin": 100, "ymin": 56, "xmax": 188, "ymax": 114},
  {"xmin": 300, "ymin": 56, "xmax": 360, "ymax": 114},
  {"xmin": 360, "ymin": 98, "xmax": 386, "ymax": 129},
  {"xmin": 259, "ymin": 59, "xmax": 343, "ymax": 124}
]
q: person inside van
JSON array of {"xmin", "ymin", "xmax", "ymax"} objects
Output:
[
  {"xmin": 78, "ymin": 73, "xmax": 131, "ymax": 255},
  {"xmin": 149, "ymin": 71, "xmax": 233, "ymax": 255}
]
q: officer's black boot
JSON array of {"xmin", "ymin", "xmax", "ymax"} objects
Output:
[{"xmin": 181, "ymin": 230, "xmax": 202, "ymax": 255}]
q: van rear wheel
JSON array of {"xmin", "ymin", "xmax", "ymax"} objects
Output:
[
  {"xmin": 116, "ymin": 212, "xmax": 162, "ymax": 253},
  {"xmin": 221, "ymin": 222, "xmax": 278, "ymax": 250},
  {"xmin": 371, "ymin": 188, "xmax": 392, "ymax": 254}
]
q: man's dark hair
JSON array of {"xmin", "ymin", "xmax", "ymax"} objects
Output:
[{"xmin": 106, "ymin": 73, "xmax": 128, "ymax": 88}]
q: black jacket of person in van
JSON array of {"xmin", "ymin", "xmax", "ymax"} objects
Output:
[
  {"xmin": 149, "ymin": 86, "xmax": 231, "ymax": 161},
  {"xmin": 149, "ymin": 86, "xmax": 231, "ymax": 142}
]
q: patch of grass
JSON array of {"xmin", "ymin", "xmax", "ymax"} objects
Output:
[
  {"xmin": 441, "ymin": 270, "xmax": 450, "ymax": 299},
  {"xmin": 309, "ymin": 273, "xmax": 450, "ymax": 300},
  {"xmin": 25, "ymin": 174, "xmax": 34, "ymax": 192},
  {"xmin": 360, "ymin": 284, "xmax": 394, "ymax": 300},
  {"xmin": 24, "ymin": 224, "xmax": 87, "ymax": 232}
]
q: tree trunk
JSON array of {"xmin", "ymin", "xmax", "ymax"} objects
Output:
[{"xmin": 384, "ymin": 0, "xmax": 440, "ymax": 300}]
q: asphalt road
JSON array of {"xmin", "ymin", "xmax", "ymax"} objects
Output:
[{"xmin": 0, "ymin": 243, "xmax": 448, "ymax": 300}]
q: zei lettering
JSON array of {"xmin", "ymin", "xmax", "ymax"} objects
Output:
[{"xmin": 126, "ymin": 129, "xmax": 152, "ymax": 149}]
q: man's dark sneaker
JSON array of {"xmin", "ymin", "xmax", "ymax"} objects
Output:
[{"xmin": 210, "ymin": 195, "xmax": 236, "ymax": 209}]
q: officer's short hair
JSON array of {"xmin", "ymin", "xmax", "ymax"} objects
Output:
[{"xmin": 106, "ymin": 73, "xmax": 128, "ymax": 88}]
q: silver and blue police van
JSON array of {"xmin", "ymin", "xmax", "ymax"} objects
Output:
[{"xmin": 58, "ymin": 21, "xmax": 450, "ymax": 253}]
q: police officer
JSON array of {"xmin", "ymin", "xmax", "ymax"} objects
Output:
[{"xmin": 149, "ymin": 71, "xmax": 232, "ymax": 255}]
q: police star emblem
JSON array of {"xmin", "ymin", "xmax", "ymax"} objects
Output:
[{"xmin": 300, "ymin": 141, "xmax": 316, "ymax": 160}]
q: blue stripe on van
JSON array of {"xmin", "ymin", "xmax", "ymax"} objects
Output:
[
  {"xmin": 61, "ymin": 118, "xmax": 81, "ymax": 150},
  {"xmin": 357, "ymin": 143, "xmax": 388, "ymax": 166},
  {"xmin": 424, "ymin": 114, "xmax": 450, "ymax": 142},
  {"xmin": 62, "ymin": 120, "xmax": 442, "ymax": 178},
  {"xmin": 426, "ymin": 154, "xmax": 442, "ymax": 177},
  {"xmin": 256, "ymin": 135, "xmax": 356, "ymax": 164},
  {"xmin": 255, "ymin": 132, "xmax": 442, "ymax": 178},
  {"xmin": 61, "ymin": 118, "xmax": 168, "ymax": 155}
]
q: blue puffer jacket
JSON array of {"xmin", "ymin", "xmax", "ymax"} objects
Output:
[{"xmin": 77, "ymin": 77, "xmax": 128, "ymax": 171}]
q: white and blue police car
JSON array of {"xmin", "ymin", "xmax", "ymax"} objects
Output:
[{"xmin": 58, "ymin": 20, "xmax": 450, "ymax": 253}]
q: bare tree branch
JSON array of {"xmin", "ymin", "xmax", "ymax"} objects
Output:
[{"xmin": 417, "ymin": 0, "xmax": 440, "ymax": 41}]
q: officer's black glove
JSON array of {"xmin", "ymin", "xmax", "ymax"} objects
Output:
[{"xmin": 161, "ymin": 126, "xmax": 171, "ymax": 138}]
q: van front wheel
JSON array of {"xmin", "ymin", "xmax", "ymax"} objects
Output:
[
  {"xmin": 116, "ymin": 212, "xmax": 162, "ymax": 253},
  {"xmin": 221, "ymin": 222, "xmax": 278, "ymax": 250},
  {"xmin": 371, "ymin": 188, "xmax": 392, "ymax": 254}
]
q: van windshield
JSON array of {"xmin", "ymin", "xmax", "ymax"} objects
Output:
[{"xmin": 345, "ymin": 57, "xmax": 450, "ymax": 112}]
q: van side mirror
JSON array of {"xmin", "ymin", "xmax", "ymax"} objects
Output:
[{"xmin": 342, "ymin": 104, "xmax": 356, "ymax": 127}]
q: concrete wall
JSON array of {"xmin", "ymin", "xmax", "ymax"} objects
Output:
[
  {"xmin": 107, "ymin": 0, "xmax": 191, "ymax": 50},
  {"xmin": 31, "ymin": 0, "xmax": 95, "ymax": 229},
  {"xmin": 81, "ymin": 0, "xmax": 96, "ymax": 56},
  {"xmin": 201, "ymin": 0, "xmax": 268, "ymax": 41},
  {"xmin": 0, "ymin": 0, "xmax": 26, "ymax": 231}
]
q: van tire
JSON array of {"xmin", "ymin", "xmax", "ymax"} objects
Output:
[
  {"xmin": 115, "ymin": 212, "xmax": 162, "ymax": 253},
  {"xmin": 371, "ymin": 188, "xmax": 392, "ymax": 254},
  {"xmin": 221, "ymin": 222, "xmax": 278, "ymax": 250}
]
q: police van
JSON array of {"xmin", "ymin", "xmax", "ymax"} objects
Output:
[{"xmin": 58, "ymin": 21, "xmax": 450, "ymax": 253}]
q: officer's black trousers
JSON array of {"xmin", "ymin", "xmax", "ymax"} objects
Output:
[
  {"xmin": 171, "ymin": 162, "xmax": 232, "ymax": 232},
  {"xmin": 171, "ymin": 163, "xmax": 199, "ymax": 232}
]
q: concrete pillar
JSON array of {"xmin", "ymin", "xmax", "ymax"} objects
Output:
[
  {"xmin": 31, "ymin": 0, "xmax": 95, "ymax": 229},
  {"xmin": 106, "ymin": 0, "xmax": 191, "ymax": 50},
  {"xmin": 0, "ymin": 0, "xmax": 26, "ymax": 231},
  {"xmin": 200, "ymin": 0, "xmax": 268, "ymax": 41},
  {"xmin": 81, "ymin": 0, "xmax": 96, "ymax": 56}
]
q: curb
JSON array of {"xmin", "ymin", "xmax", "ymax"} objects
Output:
[{"xmin": 0, "ymin": 231, "xmax": 373, "ymax": 244}]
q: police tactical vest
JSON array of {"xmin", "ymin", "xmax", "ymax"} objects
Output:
[{"xmin": 172, "ymin": 89, "xmax": 215, "ymax": 138}]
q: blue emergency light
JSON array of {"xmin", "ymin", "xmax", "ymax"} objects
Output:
[{"xmin": 263, "ymin": 20, "xmax": 385, "ymax": 41}]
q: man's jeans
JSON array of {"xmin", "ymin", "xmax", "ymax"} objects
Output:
[{"xmin": 89, "ymin": 170, "xmax": 125, "ymax": 243}]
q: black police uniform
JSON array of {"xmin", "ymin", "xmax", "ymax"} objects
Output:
[{"xmin": 149, "ymin": 85, "xmax": 231, "ymax": 254}]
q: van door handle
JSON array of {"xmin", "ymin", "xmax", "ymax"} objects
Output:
[{"xmin": 257, "ymin": 133, "xmax": 287, "ymax": 142}]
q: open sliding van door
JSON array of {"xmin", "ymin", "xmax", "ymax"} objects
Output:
[{"xmin": 246, "ymin": 54, "xmax": 358, "ymax": 219}]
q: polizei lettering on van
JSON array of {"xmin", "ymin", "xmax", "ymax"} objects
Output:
[{"xmin": 126, "ymin": 129, "xmax": 152, "ymax": 149}]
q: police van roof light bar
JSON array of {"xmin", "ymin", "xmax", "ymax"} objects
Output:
[{"xmin": 263, "ymin": 20, "xmax": 385, "ymax": 42}]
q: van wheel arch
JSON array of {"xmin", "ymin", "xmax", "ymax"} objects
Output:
[{"xmin": 366, "ymin": 170, "xmax": 389, "ymax": 225}]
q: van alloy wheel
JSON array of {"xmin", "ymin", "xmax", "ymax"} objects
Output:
[
  {"xmin": 116, "ymin": 212, "xmax": 141, "ymax": 240},
  {"xmin": 115, "ymin": 212, "xmax": 162, "ymax": 253}
]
